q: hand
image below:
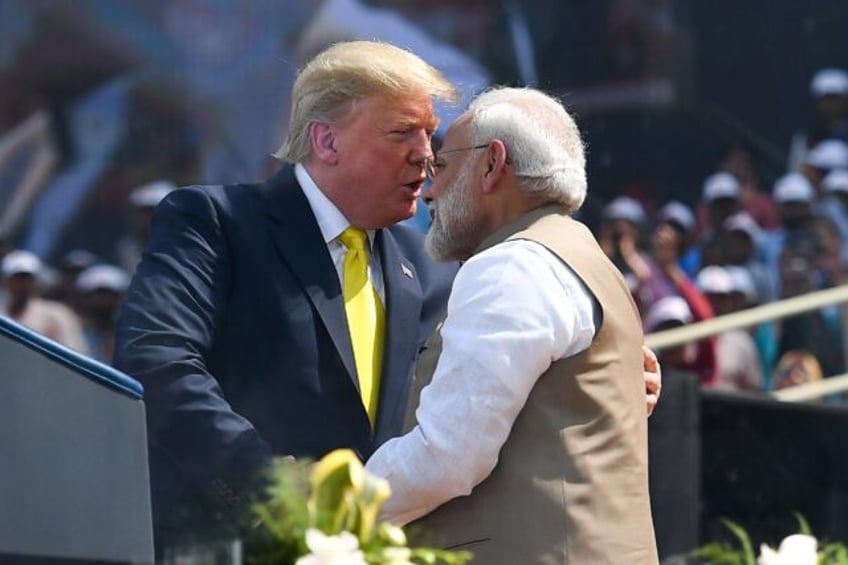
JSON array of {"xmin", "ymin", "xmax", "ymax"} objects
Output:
[
  {"xmin": 651, "ymin": 224, "xmax": 680, "ymax": 272},
  {"xmin": 642, "ymin": 345, "xmax": 662, "ymax": 417},
  {"xmin": 619, "ymin": 233, "xmax": 652, "ymax": 282}
]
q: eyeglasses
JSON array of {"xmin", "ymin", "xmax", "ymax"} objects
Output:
[{"xmin": 424, "ymin": 144, "xmax": 489, "ymax": 181}]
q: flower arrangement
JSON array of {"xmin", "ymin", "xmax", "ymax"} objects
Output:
[
  {"xmin": 245, "ymin": 449, "xmax": 472, "ymax": 565},
  {"xmin": 693, "ymin": 514, "xmax": 848, "ymax": 565}
]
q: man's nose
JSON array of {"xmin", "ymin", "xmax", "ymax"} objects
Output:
[{"xmin": 410, "ymin": 129, "xmax": 433, "ymax": 159}]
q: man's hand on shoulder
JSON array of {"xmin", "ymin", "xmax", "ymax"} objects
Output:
[{"xmin": 643, "ymin": 345, "xmax": 662, "ymax": 417}]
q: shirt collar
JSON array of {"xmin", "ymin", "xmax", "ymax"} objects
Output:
[{"xmin": 295, "ymin": 163, "xmax": 376, "ymax": 248}]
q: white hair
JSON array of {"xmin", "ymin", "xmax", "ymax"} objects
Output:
[{"xmin": 466, "ymin": 87, "xmax": 587, "ymax": 212}]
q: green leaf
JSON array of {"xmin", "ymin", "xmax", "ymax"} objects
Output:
[
  {"xmin": 819, "ymin": 540, "xmax": 848, "ymax": 565},
  {"xmin": 794, "ymin": 511, "xmax": 813, "ymax": 536},
  {"xmin": 354, "ymin": 468, "xmax": 391, "ymax": 544},
  {"xmin": 719, "ymin": 518, "xmax": 756, "ymax": 565},
  {"xmin": 692, "ymin": 541, "xmax": 747, "ymax": 565},
  {"xmin": 308, "ymin": 449, "xmax": 360, "ymax": 534}
]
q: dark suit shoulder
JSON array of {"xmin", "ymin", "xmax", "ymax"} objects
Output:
[
  {"xmin": 150, "ymin": 183, "xmax": 276, "ymax": 246},
  {"xmin": 166, "ymin": 182, "xmax": 264, "ymax": 212}
]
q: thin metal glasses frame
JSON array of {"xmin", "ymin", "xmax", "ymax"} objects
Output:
[{"xmin": 424, "ymin": 144, "xmax": 489, "ymax": 181}]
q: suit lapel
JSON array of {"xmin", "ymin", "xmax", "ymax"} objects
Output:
[
  {"xmin": 263, "ymin": 167, "xmax": 425, "ymax": 442},
  {"xmin": 263, "ymin": 167, "xmax": 359, "ymax": 388},
  {"xmin": 374, "ymin": 228, "xmax": 424, "ymax": 444}
]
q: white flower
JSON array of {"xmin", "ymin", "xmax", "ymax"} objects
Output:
[
  {"xmin": 380, "ymin": 546, "xmax": 414, "ymax": 565},
  {"xmin": 757, "ymin": 534, "xmax": 818, "ymax": 565},
  {"xmin": 295, "ymin": 529, "xmax": 367, "ymax": 565},
  {"xmin": 377, "ymin": 523, "xmax": 407, "ymax": 547}
]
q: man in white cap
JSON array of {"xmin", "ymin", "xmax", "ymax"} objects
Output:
[
  {"xmin": 802, "ymin": 138, "xmax": 848, "ymax": 197},
  {"xmin": 76, "ymin": 264, "xmax": 131, "ymax": 364},
  {"xmin": 817, "ymin": 169, "xmax": 848, "ymax": 266},
  {"xmin": 696, "ymin": 265, "xmax": 763, "ymax": 392},
  {"xmin": 116, "ymin": 180, "xmax": 177, "ymax": 274},
  {"xmin": 1, "ymin": 249, "xmax": 88, "ymax": 354},
  {"xmin": 701, "ymin": 171, "xmax": 742, "ymax": 232},
  {"xmin": 723, "ymin": 212, "xmax": 777, "ymax": 304},
  {"xmin": 643, "ymin": 295, "xmax": 695, "ymax": 370},
  {"xmin": 597, "ymin": 196, "xmax": 652, "ymax": 298},
  {"xmin": 788, "ymin": 68, "xmax": 848, "ymax": 170},
  {"xmin": 761, "ymin": 172, "xmax": 818, "ymax": 284},
  {"xmin": 809, "ymin": 69, "xmax": 848, "ymax": 138},
  {"xmin": 691, "ymin": 172, "xmax": 744, "ymax": 270}
]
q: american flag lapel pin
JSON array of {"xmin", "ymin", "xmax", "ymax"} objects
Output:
[{"xmin": 401, "ymin": 263, "xmax": 414, "ymax": 279}]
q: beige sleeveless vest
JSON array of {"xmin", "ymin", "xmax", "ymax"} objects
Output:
[{"xmin": 404, "ymin": 206, "xmax": 658, "ymax": 564}]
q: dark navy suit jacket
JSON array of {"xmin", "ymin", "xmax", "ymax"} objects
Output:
[{"xmin": 114, "ymin": 166, "xmax": 456, "ymax": 549}]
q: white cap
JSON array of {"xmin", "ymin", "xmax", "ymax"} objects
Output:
[
  {"xmin": 2, "ymin": 250, "xmax": 42, "ymax": 277},
  {"xmin": 702, "ymin": 172, "xmax": 740, "ymax": 202},
  {"xmin": 810, "ymin": 68, "xmax": 848, "ymax": 97},
  {"xmin": 644, "ymin": 295, "xmax": 693, "ymax": 332},
  {"xmin": 602, "ymin": 196, "xmax": 646, "ymax": 224},
  {"xmin": 60, "ymin": 249, "xmax": 100, "ymax": 270},
  {"xmin": 805, "ymin": 139, "xmax": 848, "ymax": 171},
  {"xmin": 657, "ymin": 201, "xmax": 695, "ymax": 233},
  {"xmin": 696, "ymin": 265, "xmax": 734, "ymax": 295},
  {"xmin": 725, "ymin": 265, "xmax": 758, "ymax": 304},
  {"xmin": 773, "ymin": 172, "xmax": 814, "ymax": 203},
  {"xmin": 823, "ymin": 169, "xmax": 848, "ymax": 193},
  {"xmin": 724, "ymin": 212, "xmax": 764, "ymax": 244},
  {"xmin": 76, "ymin": 264, "xmax": 130, "ymax": 293},
  {"xmin": 129, "ymin": 180, "xmax": 177, "ymax": 208}
]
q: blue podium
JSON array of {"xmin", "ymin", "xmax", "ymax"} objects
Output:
[{"xmin": 0, "ymin": 315, "xmax": 154, "ymax": 564}]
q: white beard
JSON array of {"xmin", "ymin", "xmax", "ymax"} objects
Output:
[{"xmin": 425, "ymin": 161, "xmax": 484, "ymax": 262}]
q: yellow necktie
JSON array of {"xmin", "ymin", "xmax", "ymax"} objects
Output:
[{"xmin": 339, "ymin": 227, "xmax": 385, "ymax": 427}]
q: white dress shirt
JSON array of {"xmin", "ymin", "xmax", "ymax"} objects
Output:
[
  {"xmin": 365, "ymin": 238, "xmax": 598, "ymax": 525},
  {"xmin": 295, "ymin": 163, "xmax": 384, "ymax": 300}
]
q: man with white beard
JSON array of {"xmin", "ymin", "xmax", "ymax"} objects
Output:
[{"xmin": 366, "ymin": 87, "xmax": 659, "ymax": 564}]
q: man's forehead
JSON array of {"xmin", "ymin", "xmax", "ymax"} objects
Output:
[
  {"xmin": 363, "ymin": 93, "xmax": 437, "ymax": 123},
  {"xmin": 440, "ymin": 120, "xmax": 472, "ymax": 149}
]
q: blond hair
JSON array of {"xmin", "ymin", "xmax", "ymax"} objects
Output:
[{"xmin": 275, "ymin": 41, "xmax": 458, "ymax": 163}]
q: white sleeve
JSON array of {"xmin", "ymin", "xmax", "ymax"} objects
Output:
[{"xmin": 365, "ymin": 240, "xmax": 596, "ymax": 525}]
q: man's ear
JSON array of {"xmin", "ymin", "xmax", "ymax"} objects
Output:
[
  {"xmin": 309, "ymin": 122, "xmax": 338, "ymax": 164},
  {"xmin": 481, "ymin": 139, "xmax": 508, "ymax": 193}
]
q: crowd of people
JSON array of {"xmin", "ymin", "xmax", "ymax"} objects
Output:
[{"xmin": 596, "ymin": 67, "xmax": 848, "ymax": 396}]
